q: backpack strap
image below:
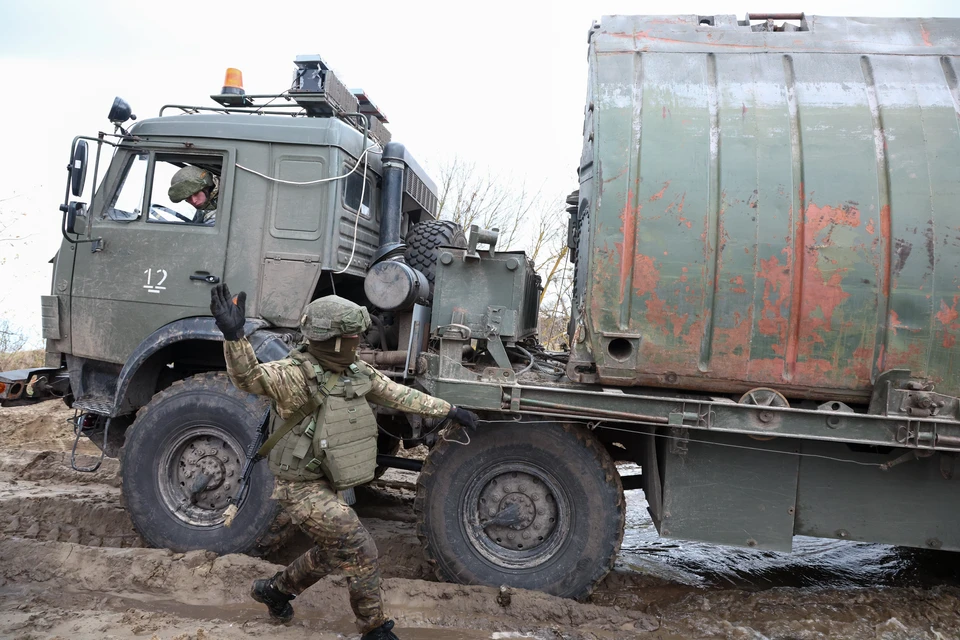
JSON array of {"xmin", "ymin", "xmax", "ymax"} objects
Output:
[{"xmin": 257, "ymin": 370, "xmax": 341, "ymax": 458}]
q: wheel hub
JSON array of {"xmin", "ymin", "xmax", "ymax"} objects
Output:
[
  {"xmin": 163, "ymin": 431, "xmax": 243, "ymax": 524},
  {"xmin": 479, "ymin": 472, "xmax": 557, "ymax": 552}
]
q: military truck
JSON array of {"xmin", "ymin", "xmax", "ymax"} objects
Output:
[{"xmin": 4, "ymin": 14, "xmax": 960, "ymax": 600}]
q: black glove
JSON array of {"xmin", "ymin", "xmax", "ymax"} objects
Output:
[
  {"xmin": 447, "ymin": 405, "xmax": 479, "ymax": 432},
  {"xmin": 210, "ymin": 283, "xmax": 246, "ymax": 341}
]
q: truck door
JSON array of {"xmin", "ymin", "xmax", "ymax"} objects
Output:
[{"xmin": 70, "ymin": 148, "xmax": 234, "ymax": 364}]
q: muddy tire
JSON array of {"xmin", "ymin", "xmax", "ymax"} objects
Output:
[
  {"xmin": 415, "ymin": 421, "xmax": 624, "ymax": 599},
  {"xmin": 121, "ymin": 373, "xmax": 283, "ymax": 555},
  {"xmin": 404, "ymin": 220, "xmax": 467, "ymax": 290}
]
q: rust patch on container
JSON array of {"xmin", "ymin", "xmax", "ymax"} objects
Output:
[
  {"xmin": 935, "ymin": 296, "xmax": 960, "ymax": 348},
  {"xmin": 730, "ymin": 275, "xmax": 747, "ymax": 294},
  {"xmin": 885, "ymin": 342, "xmax": 928, "ymax": 373},
  {"xmin": 758, "ymin": 254, "xmax": 791, "ymax": 340},
  {"xmin": 712, "ymin": 306, "xmax": 754, "ymax": 369},
  {"xmin": 888, "ymin": 310, "xmax": 902, "ymax": 336},
  {"xmin": 935, "ymin": 296, "xmax": 960, "ymax": 326},
  {"xmin": 921, "ymin": 24, "xmax": 933, "ymax": 47},
  {"xmin": 845, "ymin": 346, "xmax": 874, "ymax": 381},
  {"xmin": 792, "ymin": 202, "xmax": 859, "ymax": 365},
  {"xmin": 650, "ymin": 181, "xmax": 670, "ymax": 201},
  {"xmin": 633, "ymin": 254, "xmax": 659, "ymax": 297},
  {"xmin": 866, "ymin": 218, "xmax": 876, "ymax": 235},
  {"xmin": 615, "ymin": 191, "xmax": 640, "ymax": 302}
]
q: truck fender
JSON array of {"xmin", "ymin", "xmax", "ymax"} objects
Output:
[{"xmin": 112, "ymin": 317, "xmax": 285, "ymax": 415}]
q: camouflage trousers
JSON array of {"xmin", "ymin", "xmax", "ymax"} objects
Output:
[{"xmin": 271, "ymin": 477, "xmax": 385, "ymax": 633}]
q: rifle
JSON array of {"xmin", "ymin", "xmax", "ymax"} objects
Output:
[{"xmin": 223, "ymin": 406, "xmax": 271, "ymax": 527}]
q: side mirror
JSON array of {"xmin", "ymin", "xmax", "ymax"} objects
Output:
[
  {"xmin": 65, "ymin": 201, "xmax": 87, "ymax": 235},
  {"xmin": 71, "ymin": 140, "xmax": 88, "ymax": 197}
]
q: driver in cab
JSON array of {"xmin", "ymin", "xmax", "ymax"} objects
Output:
[{"xmin": 168, "ymin": 166, "xmax": 218, "ymax": 225}]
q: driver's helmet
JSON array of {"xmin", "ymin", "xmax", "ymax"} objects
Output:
[
  {"xmin": 300, "ymin": 296, "xmax": 371, "ymax": 341},
  {"xmin": 168, "ymin": 166, "xmax": 215, "ymax": 203}
]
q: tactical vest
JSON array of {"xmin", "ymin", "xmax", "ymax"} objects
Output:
[{"xmin": 264, "ymin": 349, "xmax": 379, "ymax": 490}]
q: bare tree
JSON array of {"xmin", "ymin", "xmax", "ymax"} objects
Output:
[
  {"xmin": 0, "ymin": 319, "xmax": 42, "ymax": 371},
  {"xmin": 432, "ymin": 157, "xmax": 573, "ymax": 350}
]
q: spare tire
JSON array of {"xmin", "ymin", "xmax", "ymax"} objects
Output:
[{"xmin": 404, "ymin": 220, "xmax": 467, "ymax": 292}]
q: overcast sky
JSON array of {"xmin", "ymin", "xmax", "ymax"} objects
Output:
[{"xmin": 1, "ymin": 0, "xmax": 959, "ymax": 346}]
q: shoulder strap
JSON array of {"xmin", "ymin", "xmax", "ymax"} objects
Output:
[{"xmin": 256, "ymin": 371, "xmax": 341, "ymax": 458}]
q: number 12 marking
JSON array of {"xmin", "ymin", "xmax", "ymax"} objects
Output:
[{"xmin": 143, "ymin": 268, "xmax": 168, "ymax": 294}]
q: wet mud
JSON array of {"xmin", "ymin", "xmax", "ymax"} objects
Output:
[{"xmin": 1, "ymin": 401, "xmax": 958, "ymax": 639}]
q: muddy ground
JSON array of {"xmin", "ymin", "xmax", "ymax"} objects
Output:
[{"xmin": 0, "ymin": 402, "xmax": 958, "ymax": 639}]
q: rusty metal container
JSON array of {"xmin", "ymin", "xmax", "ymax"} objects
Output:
[{"xmin": 568, "ymin": 14, "xmax": 960, "ymax": 401}]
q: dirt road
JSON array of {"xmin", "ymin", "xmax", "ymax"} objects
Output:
[{"xmin": 1, "ymin": 401, "xmax": 958, "ymax": 639}]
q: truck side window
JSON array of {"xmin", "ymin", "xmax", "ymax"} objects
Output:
[
  {"xmin": 343, "ymin": 169, "xmax": 372, "ymax": 217},
  {"xmin": 105, "ymin": 153, "xmax": 148, "ymax": 222},
  {"xmin": 148, "ymin": 155, "xmax": 223, "ymax": 226}
]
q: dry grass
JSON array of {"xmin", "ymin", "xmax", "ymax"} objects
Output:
[{"xmin": 0, "ymin": 348, "xmax": 44, "ymax": 371}]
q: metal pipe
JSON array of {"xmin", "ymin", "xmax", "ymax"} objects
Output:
[
  {"xmin": 371, "ymin": 141, "xmax": 406, "ymax": 264},
  {"xmin": 358, "ymin": 349, "xmax": 408, "ymax": 366},
  {"xmin": 746, "ymin": 13, "xmax": 804, "ymax": 20},
  {"xmin": 936, "ymin": 434, "xmax": 960, "ymax": 448},
  {"xmin": 376, "ymin": 454, "xmax": 422, "ymax": 472},
  {"xmin": 519, "ymin": 398, "xmax": 670, "ymax": 424}
]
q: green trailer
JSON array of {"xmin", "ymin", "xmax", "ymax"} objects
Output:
[{"xmin": 417, "ymin": 13, "xmax": 960, "ymax": 598}]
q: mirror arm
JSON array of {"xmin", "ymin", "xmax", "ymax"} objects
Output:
[{"xmin": 60, "ymin": 134, "xmax": 107, "ymax": 247}]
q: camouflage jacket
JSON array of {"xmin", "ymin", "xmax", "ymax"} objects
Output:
[{"xmin": 223, "ymin": 337, "xmax": 452, "ymax": 419}]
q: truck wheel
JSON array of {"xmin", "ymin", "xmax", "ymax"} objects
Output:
[
  {"xmin": 121, "ymin": 372, "xmax": 282, "ymax": 554},
  {"xmin": 415, "ymin": 421, "xmax": 624, "ymax": 599},
  {"xmin": 404, "ymin": 220, "xmax": 467, "ymax": 290}
]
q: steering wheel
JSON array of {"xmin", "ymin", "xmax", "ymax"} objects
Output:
[{"xmin": 150, "ymin": 203, "xmax": 193, "ymax": 223}]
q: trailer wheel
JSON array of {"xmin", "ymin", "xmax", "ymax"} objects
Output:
[
  {"xmin": 121, "ymin": 372, "xmax": 284, "ymax": 554},
  {"xmin": 415, "ymin": 421, "xmax": 624, "ymax": 599},
  {"xmin": 404, "ymin": 220, "xmax": 467, "ymax": 290}
]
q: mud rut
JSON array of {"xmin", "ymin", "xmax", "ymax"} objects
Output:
[{"xmin": 1, "ymin": 403, "xmax": 958, "ymax": 639}]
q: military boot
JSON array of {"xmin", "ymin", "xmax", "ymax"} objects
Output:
[
  {"xmin": 250, "ymin": 571, "xmax": 295, "ymax": 622},
  {"xmin": 361, "ymin": 619, "xmax": 400, "ymax": 640}
]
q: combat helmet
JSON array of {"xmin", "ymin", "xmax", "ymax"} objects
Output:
[
  {"xmin": 168, "ymin": 166, "xmax": 215, "ymax": 203},
  {"xmin": 300, "ymin": 295, "xmax": 371, "ymax": 341}
]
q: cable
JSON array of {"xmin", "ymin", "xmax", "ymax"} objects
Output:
[
  {"xmin": 335, "ymin": 143, "xmax": 370, "ymax": 274},
  {"xmin": 510, "ymin": 345, "xmax": 536, "ymax": 375},
  {"xmin": 235, "ymin": 144, "xmax": 379, "ymax": 185}
]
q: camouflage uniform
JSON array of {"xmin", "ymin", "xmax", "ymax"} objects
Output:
[
  {"xmin": 168, "ymin": 165, "xmax": 218, "ymax": 225},
  {"xmin": 223, "ymin": 337, "xmax": 450, "ymax": 632}
]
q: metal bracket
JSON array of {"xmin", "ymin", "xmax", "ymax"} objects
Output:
[
  {"xmin": 669, "ymin": 427, "xmax": 689, "ymax": 456},
  {"xmin": 464, "ymin": 225, "xmax": 500, "ymax": 262},
  {"xmin": 403, "ymin": 303, "xmax": 430, "ymax": 377},
  {"xmin": 482, "ymin": 367, "xmax": 516, "ymax": 384},
  {"xmin": 896, "ymin": 421, "xmax": 939, "ymax": 449},
  {"xmin": 436, "ymin": 323, "xmax": 471, "ymax": 340},
  {"xmin": 483, "ymin": 306, "xmax": 512, "ymax": 370}
]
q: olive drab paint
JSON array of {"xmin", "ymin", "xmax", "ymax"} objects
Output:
[{"xmin": 566, "ymin": 15, "xmax": 960, "ymax": 401}]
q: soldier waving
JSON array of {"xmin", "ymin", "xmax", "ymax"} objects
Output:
[{"xmin": 210, "ymin": 283, "xmax": 477, "ymax": 639}]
